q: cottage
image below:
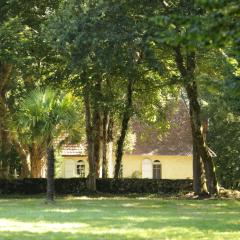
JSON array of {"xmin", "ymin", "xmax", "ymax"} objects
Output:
[{"xmin": 59, "ymin": 102, "xmax": 193, "ymax": 179}]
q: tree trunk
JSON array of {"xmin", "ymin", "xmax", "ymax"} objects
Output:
[
  {"xmin": 92, "ymin": 78, "xmax": 102, "ymax": 177},
  {"xmin": 189, "ymin": 97, "xmax": 207, "ymax": 195},
  {"xmin": 46, "ymin": 143, "xmax": 55, "ymax": 203},
  {"xmin": 83, "ymin": 83, "xmax": 96, "ymax": 192},
  {"xmin": 102, "ymin": 112, "xmax": 114, "ymax": 178},
  {"xmin": 102, "ymin": 111, "xmax": 109, "ymax": 178},
  {"xmin": 87, "ymin": 142, "xmax": 96, "ymax": 191},
  {"xmin": 107, "ymin": 117, "xmax": 114, "ymax": 177},
  {"xmin": 92, "ymin": 108, "xmax": 101, "ymax": 177},
  {"xmin": 0, "ymin": 62, "xmax": 30, "ymax": 178},
  {"xmin": 30, "ymin": 143, "xmax": 44, "ymax": 178},
  {"xmin": 192, "ymin": 131, "xmax": 207, "ymax": 195},
  {"xmin": 12, "ymin": 139, "xmax": 30, "ymax": 178},
  {"xmin": 186, "ymin": 83, "xmax": 218, "ymax": 195},
  {"xmin": 0, "ymin": 129, "xmax": 11, "ymax": 177},
  {"xmin": 114, "ymin": 78, "xmax": 133, "ymax": 178},
  {"xmin": 0, "ymin": 62, "xmax": 13, "ymax": 90},
  {"xmin": 174, "ymin": 47, "xmax": 218, "ymax": 195},
  {"xmin": 20, "ymin": 153, "xmax": 30, "ymax": 178},
  {"xmin": 0, "ymin": 62, "xmax": 13, "ymax": 178},
  {"xmin": 192, "ymin": 136, "xmax": 201, "ymax": 195},
  {"xmin": 182, "ymin": 91, "xmax": 206, "ymax": 195}
]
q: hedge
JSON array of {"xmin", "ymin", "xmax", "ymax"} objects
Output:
[{"xmin": 0, "ymin": 178, "xmax": 192, "ymax": 195}]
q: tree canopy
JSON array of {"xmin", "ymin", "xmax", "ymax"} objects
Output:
[{"xmin": 0, "ymin": 0, "xmax": 239, "ymax": 195}]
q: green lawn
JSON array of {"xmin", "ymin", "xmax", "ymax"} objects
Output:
[{"xmin": 0, "ymin": 197, "xmax": 239, "ymax": 240}]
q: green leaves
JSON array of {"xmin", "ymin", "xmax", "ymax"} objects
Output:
[
  {"xmin": 15, "ymin": 88, "xmax": 79, "ymax": 146},
  {"xmin": 0, "ymin": 18, "xmax": 33, "ymax": 63}
]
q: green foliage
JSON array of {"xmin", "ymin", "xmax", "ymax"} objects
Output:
[
  {"xmin": 1, "ymin": 0, "xmax": 240, "ymax": 186},
  {"xmin": 0, "ymin": 18, "xmax": 34, "ymax": 63},
  {"xmin": 208, "ymin": 120, "xmax": 240, "ymax": 188},
  {"xmin": 45, "ymin": 0, "xmax": 178, "ymax": 128},
  {"xmin": 196, "ymin": 0, "xmax": 240, "ymax": 51},
  {"xmin": 199, "ymin": 52, "xmax": 240, "ymax": 188},
  {"xmin": 0, "ymin": 178, "xmax": 192, "ymax": 194},
  {"xmin": 14, "ymin": 88, "xmax": 79, "ymax": 146}
]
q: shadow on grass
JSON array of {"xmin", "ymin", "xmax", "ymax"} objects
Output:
[{"xmin": 0, "ymin": 231, "xmax": 168, "ymax": 240}]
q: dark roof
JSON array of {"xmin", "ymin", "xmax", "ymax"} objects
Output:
[{"xmin": 129, "ymin": 101, "xmax": 192, "ymax": 156}]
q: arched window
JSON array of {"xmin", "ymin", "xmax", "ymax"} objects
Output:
[
  {"xmin": 76, "ymin": 160, "xmax": 85, "ymax": 177},
  {"xmin": 153, "ymin": 160, "xmax": 161, "ymax": 179}
]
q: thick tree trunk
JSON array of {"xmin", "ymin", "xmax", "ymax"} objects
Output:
[
  {"xmin": 0, "ymin": 62, "xmax": 32, "ymax": 178},
  {"xmin": 20, "ymin": 153, "xmax": 30, "ymax": 178},
  {"xmin": 30, "ymin": 143, "xmax": 44, "ymax": 178},
  {"xmin": 192, "ymin": 130, "xmax": 207, "ymax": 195},
  {"xmin": 83, "ymin": 84, "xmax": 96, "ymax": 192},
  {"xmin": 181, "ymin": 92, "xmax": 206, "ymax": 195},
  {"xmin": 0, "ymin": 62, "xmax": 13, "ymax": 177},
  {"xmin": 186, "ymin": 83, "xmax": 218, "ymax": 195},
  {"xmin": 46, "ymin": 143, "xmax": 55, "ymax": 203},
  {"xmin": 192, "ymin": 136, "xmax": 202, "ymax": 195},
  {"xmin": 189, "ymin": 97, "xmax": 207, "ymax": 195},
  {"xmin": 174, "ymin": 47, "xmax": 218, "ymax": 195},
  {"xmin": 114, "ymin": 79, "xmax": 133, "ymax": 178}
]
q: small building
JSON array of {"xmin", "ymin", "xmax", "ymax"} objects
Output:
[{"xmin": 59, "ymin": 102, "xmax": 193, "ymax": 179}]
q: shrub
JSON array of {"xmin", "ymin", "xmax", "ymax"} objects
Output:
[{"xmin": 0, "ymin": 178, "xmax": 192, "ymax": 195}]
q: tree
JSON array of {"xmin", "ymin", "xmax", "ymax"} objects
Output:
[
  {"xmin": 0, "ymin": 0, "xmax": 62, "ymax": 177},
  {"xmin": 145, "ymin": 0, "xmax": 220, "ymax": 195},
  {"xmin": 199, "ymin": 50, "xmax": 240, "ymax": 189},
  {"xmin": 17, "ymin": 89, "xmax": 78, "ymax": 202},
  {"xmin": 44, "ymin": 0, "xmax": 181, "ymax": 186}
]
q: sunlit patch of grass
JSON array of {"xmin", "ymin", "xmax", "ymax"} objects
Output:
[
  {"xmin": 43, "ymin": 208, "xmax": 78, "ymax": 213},
  {"xmin": 0, "ymin": 197, "xmax": 239, "ymax": 239},
  {"xmin": 0, "ymin": 219, "xmax": 89, "ymax": 233}
]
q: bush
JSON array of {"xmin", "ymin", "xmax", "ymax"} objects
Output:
[{"xmin": 0, "ymin": 178, "xmax": 192, "ymax": 195}]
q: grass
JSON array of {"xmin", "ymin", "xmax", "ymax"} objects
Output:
[{"xmin": 0, "ymin": 196, "xmax": 239, "ymax": 240}]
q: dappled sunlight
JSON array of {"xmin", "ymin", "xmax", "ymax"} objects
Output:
[
  {"xmin": 0, "ymin": 219, "xmax": 89, "ymax": 233},
  {"xmin": 119, "ymin": 216, "xmax": 148, "ymax": 223},
  {"xmin": 43, "ymin": 208, "xmax": 78, "ymax": 213},
  {"xmin": 121, "ymin": 203, "xmax": 140, "ymax": 208},
  {"xmin": 0, "ymin": 219, "xmax": 205, "ymax": 239},
  {"xmin": 1, "ymin": 222, "xmax": 240, "ymax": 240},
  {"xmin": 0, "ymin": 198, "xmax": 240, "ymax": 239}
]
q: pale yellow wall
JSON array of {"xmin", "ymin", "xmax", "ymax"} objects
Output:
[
  {"xmin": 121, "ymin": 155, "xmax": 192, "ymax": 179},
  {"xmin": 159, "ymin": 156, "xmax": 192, "ymax": 179},
  {"xmin": 61, "ymin": 154, "xmax": 192, "ymax": 179},
  {"xmin": 62, "ymin": 156, "xmax": 89, "ymax": 178}
]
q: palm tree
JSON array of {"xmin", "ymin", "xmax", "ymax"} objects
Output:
[{"xmin": 17, "ymin": 88, "xmax": 78, "ymax": 203}]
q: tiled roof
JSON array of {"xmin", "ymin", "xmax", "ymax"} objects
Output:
[
  {"xmin": 127, "ymin": 101, "xmax": 193, "ymax": 156},
  {"xmin": 61, "ymin": 144, "xmax": 86, "ymax": 156}
]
